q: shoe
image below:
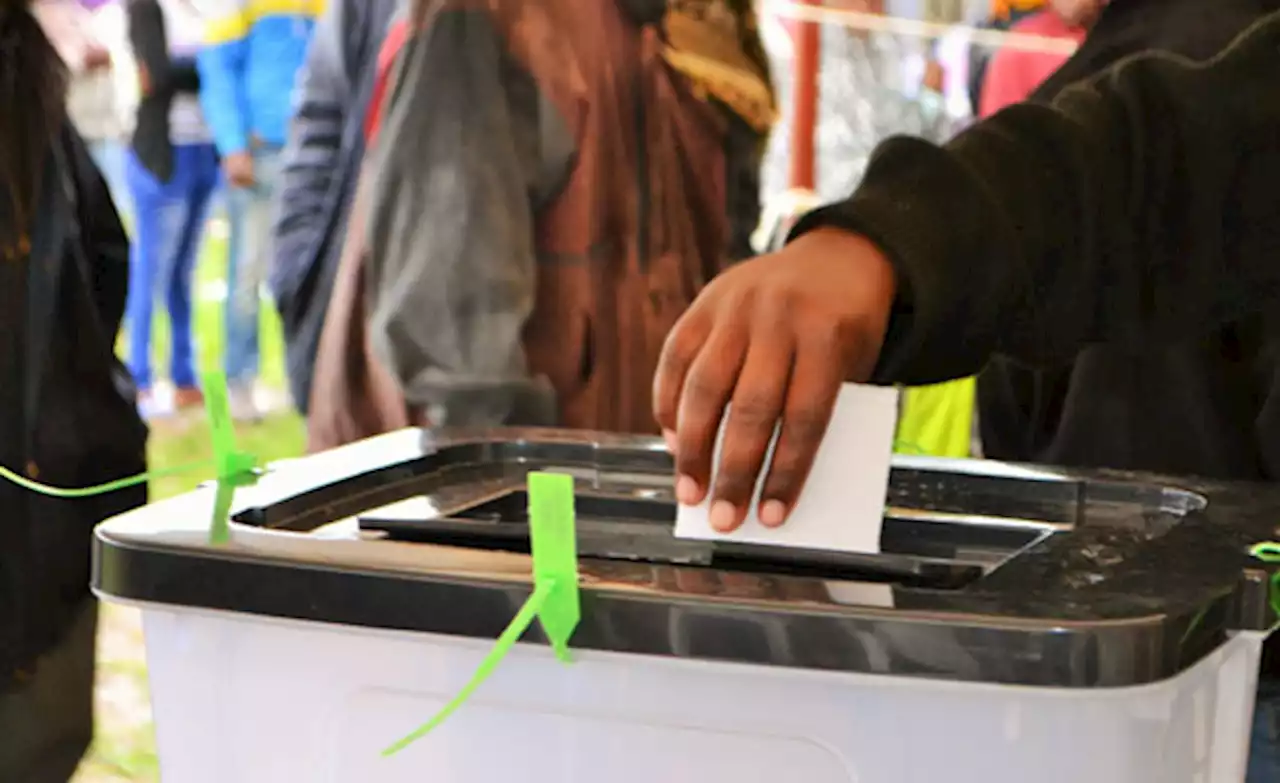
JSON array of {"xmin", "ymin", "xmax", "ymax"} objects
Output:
[
  {"xmin": 173, "ymin": 386, "xmax": 205, "ymax": 410},
  {"xmin": 136, "ymin": 388, "xmax": 172, "ymax": 421},
  {"xmin": 227, "ymin": 383, "xmax": 262, "ymax": 423}
]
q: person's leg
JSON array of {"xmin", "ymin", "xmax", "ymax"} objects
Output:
[
  {"xmin": 223, "ymin": 146, "xmax": 284, "ymax": 420},
  {"xmin": 87, "ymin": 137, "xmax": 132, "ymax": 228},
  {"xmin": 123, "ymin": 151, "xmax": 165, "ymax": 400},
  {"xmin": 222, "ymin": 180, "xmax": 257, "ymax": 396},
  {"xmin": 0, "ymin": 600, "xmax": 98, "ymax": 783},
  {"xmin": 1248, "ymin": 680, "xmax": 1280, "ymax": 781},
  {"xmin": 165, "ymin": 144, "xmax": 219, "ymax": 403}
]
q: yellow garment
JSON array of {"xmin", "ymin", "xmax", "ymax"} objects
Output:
[
  {"xmin": 895, "ymin": 377, "xmax": 976, "ymax": 458},
  {"xmin": 662, "ymin": 0, "xmax": 777, "ymax": 134},
  {"xmin": 991, "ymin": 0, "xmax": 1046, "ymax": 20}
]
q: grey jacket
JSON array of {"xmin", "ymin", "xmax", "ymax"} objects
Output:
[{"xmin": 270, "ymin": 0, "xmax": 398, "ymax": 413}]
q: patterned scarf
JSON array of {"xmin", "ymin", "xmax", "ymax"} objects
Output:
[
  {"xmin": 661, "ymin": 0, "xmax": 776, "ymax": 134},
  {"xmin": 991, "ymin": 0, "xmax": 1046, "ymax": 20}
]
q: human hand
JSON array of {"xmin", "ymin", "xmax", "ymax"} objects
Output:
[
  {"xmin": 223, "ymin": 151, "xmax": 255, "ymax": 188},
  {"xmin": 922, "ymin": 59, "xmax": 945, "ymax": 94},
  {"xmin": 82, "ymin": 45, "xmax": 112, "ymax": 71},
  {"xmin": 653, "ymin": 227, "xmax": 897, "ymax": 533},
  {"xmin": 137, "ymin": 64, "xmax": 152, "ymax": 96}
]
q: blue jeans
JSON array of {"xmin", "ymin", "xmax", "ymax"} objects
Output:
[
  {"xmin": 223, "ymin": 146, "xmax": 283, "ymax": 386},
  {"xmin": 87, "ymin": 138, "xmax": 131, "ymax": 227},
  {"xmin": 124, "ymin": 144, "xmax": 220, "ymax": 390},
  {"xmin": 1249, "ymin": 680, "xmax": 1280, "ymax": 781}
]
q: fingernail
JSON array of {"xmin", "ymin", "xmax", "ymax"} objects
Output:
[
  {"xmin": 662, "ymin": 429, "xmax": 677, "ymax": 454},
  {"xmin": 675, "ymin": 475, "xmax": 702, "ymax": 506},
  {"xmin": 759, "ymin": 500, "xmax": 787, "ymax": 527},
  {"xmin": 710, "ymin": 500, "xmax": 737, "ymax": 532}
]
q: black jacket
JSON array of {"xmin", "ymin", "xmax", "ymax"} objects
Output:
[
  {"xmin": 127, "ymin": 0, "xmax": 204, "ymax": 182},
  {"xmin": 971, "ymin": 0, "xmax": 1280, "ymax": 481},
  {"xmin": 800, "ymin": 0, "xmax": 1280, "ymax": 481},
  {"xmin": 0, "ymin": 123, "xmax": 148, "ymax": 685},
  {"xmin": 793, "ymin": 5, "xmax": 1280, "ymax": 674}
]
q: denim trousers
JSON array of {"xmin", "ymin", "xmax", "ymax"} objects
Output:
[
  {"xmin": 86, "ymin": 137, "xmax": 131, "ymax": 226},
  {"xmin": 223, "ymin": 146, "xmax": 284, "ymax": 386},
  {"xmin": 124, "ymin": 144, "xmax": 220, "ymax": 390}
]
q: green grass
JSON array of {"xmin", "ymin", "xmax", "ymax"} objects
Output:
[
  {"xmin": 74, "ymin": 230, "xmax": 306, "ymax": 783},
  {"xmin": 128, "ymin": 232, "xmax": 306, "ymax": 495}
]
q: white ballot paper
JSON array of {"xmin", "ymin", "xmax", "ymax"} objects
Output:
[{"xmin": 674, "ymin": 383, "xmax": 900, "ymax": 554}]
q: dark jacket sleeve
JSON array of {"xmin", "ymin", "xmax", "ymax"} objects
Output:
[
  {"xmin": 65, "ymin": 126, "xmax": 130, "ymax": 339},
  {"xmin": 269, "ymin": 0, "xmax": 354, "ymax": 308},
  {"xmin": 791, "ymin": 12, "xmax": 1280, "ymax": 387},
  {"xmin": 127, "ymin": 0, "xmax": 199, "ymax": 99},
  {"xmin": 1030, "ymin": 0, "xmax": 1280, "ymax": 103}
]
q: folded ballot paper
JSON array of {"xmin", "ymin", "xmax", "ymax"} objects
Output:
[{"xmin": 674, "ymin": 383, "xmax": 900, "ymax": 555}]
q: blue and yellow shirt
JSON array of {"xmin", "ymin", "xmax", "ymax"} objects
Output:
[{"xmin": 196, "ymin": 0, "xmax": 323, "ymax": 154}]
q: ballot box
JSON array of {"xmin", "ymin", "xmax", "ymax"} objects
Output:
[{"xmin": 92, "ymin": 428, "xmax": 1280, "ymax": 782}]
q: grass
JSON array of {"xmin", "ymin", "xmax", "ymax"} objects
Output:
[{"xmin": 72, "ymin": 229, "xmax": 307, "ymax": 783}]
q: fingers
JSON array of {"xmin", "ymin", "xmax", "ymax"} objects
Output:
[
  {"xmin": 672, "ymin": 324, "xmax": 748, "ymax": 508},
  {"xmin": 654, "ymin": 309, "xmax": 711, "ymax": 447},
  {"xmin": 707, "ymin": 324, "xmax": 794, "ymax": 533},
  {"xmin": 758, "ymin": 330, "xmax": 848, "ymax": 522}
]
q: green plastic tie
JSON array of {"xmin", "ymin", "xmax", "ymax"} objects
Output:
[
  {"xmin": 0, "ymin": 373, "xmax": 255, "ymax": 544},
  {"xmin": 528, "ymin": 471, "xmax": 581, "ymax": 662},
  {"xmin": 0, "ymin": 457, "xmax": 214, "ymax": 497},
  {"xmin": 1249, "ymin": 541, "xmax": 1280, "ymax": 619},
  {"xmin": 202, "ymin": 371, "xmax": 259, "ymax": 545},
  {"xmin": 383, "ymin": 470, "xmax": 581, "ymax": 756},
  {"xmin": 0, "ymin": 373, "xmax": 265, "ymax": 503}
]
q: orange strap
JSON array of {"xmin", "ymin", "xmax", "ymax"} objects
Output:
[{"xmin": 365, "ymin": 18, "xmax": 410, "ymax": 144}]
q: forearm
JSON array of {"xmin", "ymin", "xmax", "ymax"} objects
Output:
[{"xmin": 196, "ymin": 43, "xmax": 250, "ymax": 154}]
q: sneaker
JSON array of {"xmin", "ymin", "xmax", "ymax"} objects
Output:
[
  {"xmin": 137, "ymin": 388, "xmax": 172, "ymax": 421},
  {"xmin": 227, "ymin": 383, "xmax": 262, "ymax": 423},
  {"xmin": 173, "ymin": 386, "xmax": 205, "ymax": 411}
]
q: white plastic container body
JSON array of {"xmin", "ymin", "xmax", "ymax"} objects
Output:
[{"xmin": 135, "ymin": 602, "xmax": 1265, "ymax": 783}]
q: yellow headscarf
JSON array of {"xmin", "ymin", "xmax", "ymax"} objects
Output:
[
  {"xmin": 991, "ymin": 0, "xmax": 1046, "ymax": 20},
  {"xmin": 661, "ymin": 0, "xmax": 777, "ymax": 134}
]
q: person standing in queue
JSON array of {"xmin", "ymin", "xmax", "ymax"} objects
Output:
[
  {"xmin": 197, "ymin": 0, "xmax": 320, "ymax": 420},
  {"xmin": 269, "ymin": 0, "xmax": 398, "ymax": 418},
  {"xmin": 124, "ymin": 0, "xmax": 220, "ymax": 418},
  {"xmin": 360, "ymin": 0, "xmax": 774, "ymax": 433},
  {"xmin": 654, "ymin": 9, "xmax": 1280, "ymax": 779},
  {"xmin": 0, "ymin": 1, "xmax": 148, "ymax": 780}
]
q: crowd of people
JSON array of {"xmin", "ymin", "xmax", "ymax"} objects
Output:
[
  {"xmin": 38, "ymin": 0, "xmax": 324, "ymax": 423},
  {"xmin": 32, "ymin": 0, "xmax": 1097, "ymax": 443},
  {"xmin": 5, "ymin": 0, "xmax": 1280, "ymax": 780}
]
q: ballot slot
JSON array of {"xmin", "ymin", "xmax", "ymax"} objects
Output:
[
  {"xmin": 358, "ymin": 487, "xmax": 1052, "ymax": 590},
  {"xmin": 252, "ymin": 435, "xmax": 1202, "ymax": 593}
]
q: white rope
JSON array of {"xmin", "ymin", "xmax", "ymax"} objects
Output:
[{"xmin": 767, "ymin": 1, "xmax": 1082, "ymax": 56}]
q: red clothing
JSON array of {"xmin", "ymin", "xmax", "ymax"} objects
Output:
[
  {"xmin": 366, "ymin": 17, "xmax": 409, "ymax": 143},
  {"xmin": 978, "ymin": 11, "xmax": 1085, "ymax": 117}
]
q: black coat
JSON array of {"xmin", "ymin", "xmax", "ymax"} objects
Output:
[
  {"xmin": 126, "ymin": 0, "xmax": 204, "ymax": 182},
  {"xmin": 975, "ymin": 0, "xmax": 1280, "ymax": 480},
  {"xmin": 796, "ymin": 1, "xmax": 1280, "ymax": 674},
  {"xmin": 0, "ymin": 123, "xmax": 147, "ymax": 685}
]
